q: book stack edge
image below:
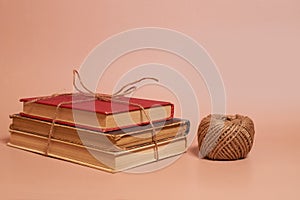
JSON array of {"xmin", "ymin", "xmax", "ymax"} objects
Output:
[{"xmin": 8, "ymin": 93, "xmax": 190, "ymax": 173}]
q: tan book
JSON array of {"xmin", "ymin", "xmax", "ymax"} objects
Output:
[
  {"xmin": 8, "ymin": 129, "xmax": 187, "ymax": 173},
  {"xmin": 10, "ymin": 114, "xmax": 190, "ymax": 150}
]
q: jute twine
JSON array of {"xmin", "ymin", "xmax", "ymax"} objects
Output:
[
  {"xmin": 25, "ymin": 70, "xmax": 164, "ymax": 160},
  {"xmin": 197, "ymin": 114, "xmax": 255, "ymax": 160}
]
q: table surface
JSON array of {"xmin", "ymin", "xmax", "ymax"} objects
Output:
[{"xmin": 1, "ymin": 119, "xmax": 300, "ymax": 199}]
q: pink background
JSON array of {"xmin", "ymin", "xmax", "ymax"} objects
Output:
[{"xmin": 1, "ymin": 0, "xmax": 300, "ymax": 199}]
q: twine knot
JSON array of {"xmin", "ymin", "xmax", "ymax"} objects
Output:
[{"xmin": 197, "ymin": 114, "xmax": 255, "ymax": 160}]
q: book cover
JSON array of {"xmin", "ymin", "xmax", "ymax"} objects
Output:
[
  {"xmin": 10, "ymin": 114, "xmax": 190, "ymax": 150},
  {"xmin": 20, "ymin": 93, "xmax": 174, "ymax": 132},
  {"xmin": 20, "ymin": 93, "xmax": 173, "ymax": 114},
  {"xmin": 8, "ymin": 129, "xmax": 187, "ymax": 173}
]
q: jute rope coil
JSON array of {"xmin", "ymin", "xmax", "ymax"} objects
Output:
[{"xmin": 197, "ymin": 114, "xmax": 255, "ymax": 160}]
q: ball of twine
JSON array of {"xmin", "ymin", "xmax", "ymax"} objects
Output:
[{"xmin": 197, "ymin": 114, "xmax": 255, "ymax": 160}]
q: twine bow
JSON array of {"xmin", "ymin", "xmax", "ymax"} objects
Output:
[
  {"xmin": 72, "ymin": 70, "xmax": 158, "ymax": 99},
  {"xmin": 27, "ymin": 70, "xmax": 161, "ymax": 160}
]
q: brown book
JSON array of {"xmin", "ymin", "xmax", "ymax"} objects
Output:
[
  {"xmin": 20, "ymin": 94, "xmax": 174, "ymax": 132},
  {"xmin": 10, "ymin": 114, "xmax": 190, "ymax": 150},
  {"xmin": 8, "ymin": 129, "xmax": 187, "ymax": 173}
]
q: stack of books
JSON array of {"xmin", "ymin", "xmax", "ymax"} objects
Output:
[{"xmin": 8, "ymin": 93, "xmax": 190, "ymax": 173}]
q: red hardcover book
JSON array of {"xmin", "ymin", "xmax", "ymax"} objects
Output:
[{"xmin": 20, "ymin": 93, "xmax": 174, "ymax": 132}]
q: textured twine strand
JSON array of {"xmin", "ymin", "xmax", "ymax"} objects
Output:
[
  {"xmin": 72, "ymin": 70, "xmax": 160, "ymax": 160},
  {"xmin": 197, "ymin": 114, "xmax": 255, "ymax": 160},
  {"xmin": 25, "ymin": 70, "xmax": 161, "ymax": 160}
]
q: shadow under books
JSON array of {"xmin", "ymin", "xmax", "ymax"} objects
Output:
[{"xmin": 0, "ymin": 136, "xmax": 9, "ymax": 144}]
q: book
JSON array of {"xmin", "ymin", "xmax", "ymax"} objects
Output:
[
  {"xmin": 10, "ymin": 114, "xmax": 190, "ymax": 150},
  {"xmin": 8, "ymin": 129, "xmax": 187, "ymax": 173},
  {"xmin": 20, "ymin": 93, "xmax": 174, "ymax": 132}
]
